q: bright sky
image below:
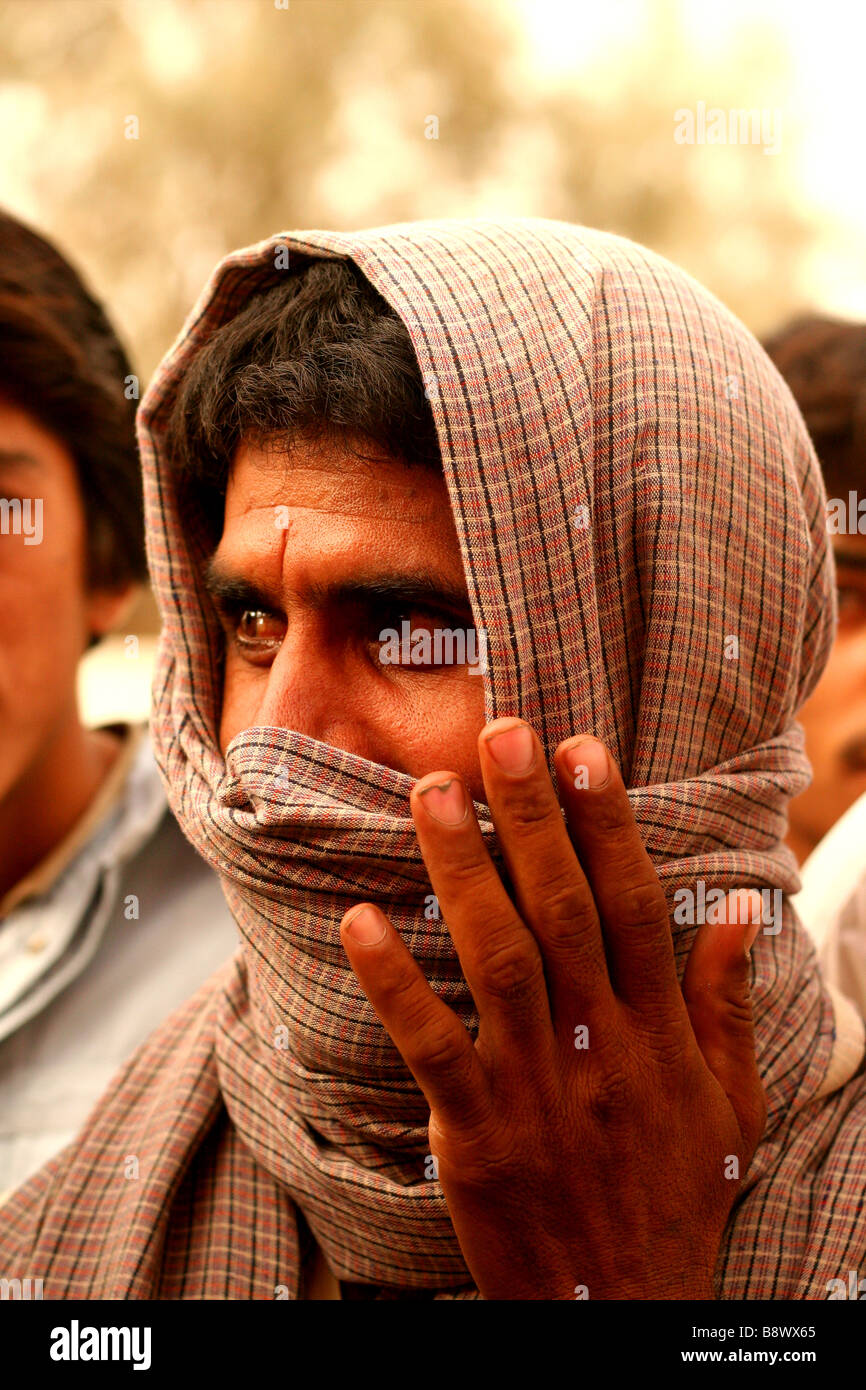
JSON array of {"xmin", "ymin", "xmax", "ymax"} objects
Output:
[
  {"xmin": 3, "ymin": 0, "xmax": 863, "ymax": 320},
  {"xmin": 513, "ymin": 0, "xmax": 866, "ymax": 316}
]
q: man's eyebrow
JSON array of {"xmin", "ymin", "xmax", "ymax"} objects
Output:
[
  {"xmin": 833, "ymin": 547, "xmax": 866, "ymax": 573},
  {"xmin": 202, "ymin": 557, "xmax": 470, "ymax": 613},
  {"xmin": 320, "ymin": 575, "xmax": 471, "ymax": 612},
  {"xmin": 0, "ymin": 449, "xmax": 41, "ymax": 472},
  {"xmin": 202, "ymin": 558, "xmax": 276, "ymax": 610}
]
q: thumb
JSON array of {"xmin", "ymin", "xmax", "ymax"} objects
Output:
[{"xmin": 681, "ymin": 889, "xmax": 767, "ymax": 1159}]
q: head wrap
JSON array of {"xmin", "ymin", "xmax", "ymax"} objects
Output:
[{"xmin": 3, "ymin": 219, "xmax": 865, "ymax": 1299}]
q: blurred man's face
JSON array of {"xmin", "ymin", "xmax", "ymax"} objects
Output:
[
  {"xmin": 210, "ymin": 436, "xmax": 488, "ymax": 799},
  {"xmin": 789, "ymin": 536, "xmax": 866, "ymax": 860},
  {"xmin": 0, "ymin": 401, "xmax": 126, "ymax": 810}
]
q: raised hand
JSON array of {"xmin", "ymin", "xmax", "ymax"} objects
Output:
[{"xmin": 340, "ymin": 717, "xmax": 766, "ymax": 1300}]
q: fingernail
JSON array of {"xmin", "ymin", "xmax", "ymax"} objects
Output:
[
  {"xmin": 343, "ymin": 905, "xmax": 387, "ymax": 946},
  {"xmin": 483, "ymin": 722, "xmax": 535, "ymax": 775},
  {"xmin": 744, "ymin": 921, "xmax": 761, "ymax": 957},
  {"xmin": 416, "ymin": 778, "xmax": 468, "ymax": 825},
  {"xmin": 564, "ymin": 738, "xmax": 609, "ymax": 788}
]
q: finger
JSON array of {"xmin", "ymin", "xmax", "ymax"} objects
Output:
[
  {"xmin": 682, "ymin": 890, "xmax": 766, "ymax": 1156},
  {"xmin": 339, "ymin": 903, "xmax": 491, "ymax": 1133},
  {"xmin": 553, "ymin": 735, "xmax": 680, "ymax": 1014},
  {"xmin": 475, "ymin": 718, "xmax": 612, "ymax": 1025},
  {"xmin": 409, "ymin": 771, "xmax": 555, "ymax": 1058}
]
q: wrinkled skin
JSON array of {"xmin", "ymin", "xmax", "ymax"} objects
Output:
[{"xmin": 342, "ymin": 722, "xmax": 765, "ymax": 1300}]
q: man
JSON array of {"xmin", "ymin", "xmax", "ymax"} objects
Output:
[
  {"xmin": 764, "ymin": 317, "xmax": 866, "ymax": 1009},
  {"xmin": 0, "ymin": 210, "xmax": 239, "ymax": 1193},
  {"xmin": 1, "ymin": 219, "xmax": 864, "ymax": 1299}
]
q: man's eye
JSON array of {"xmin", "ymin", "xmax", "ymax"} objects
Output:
[
  {"xmin": 370, "ymin": 607, "xmax": 480, "ymax": 671},
  {"xmin": 235, "ymin": 608, "xmax": 286, "ymax": 648}
]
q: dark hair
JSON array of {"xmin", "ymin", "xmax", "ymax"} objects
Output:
[
  {"xmin": 763, "ymin": 315, "xmax": 866, "ymax": 498},
  {"xmin": 166, "ymin": 258, "xmax": 441, "ymax": 535},
  {"xmin": 0, "ymin": 209, "xmax": 146, "ymax": 589}
]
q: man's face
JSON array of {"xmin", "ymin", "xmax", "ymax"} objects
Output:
[
  {"xmin": 210, "ymin": 436, "xmax": 488, "ymax": 800},
  {"xmin": 0, "ymin": 400, "xmax": 125, "ymax": 805},
  {"xmin": 789, "ymin": 536, "xmax": 866, "ymax": 856}
]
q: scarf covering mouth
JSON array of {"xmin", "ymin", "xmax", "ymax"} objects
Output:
[{"xmin": 4, "ymin": 218, "xmax": 865, "ymax": 1301}]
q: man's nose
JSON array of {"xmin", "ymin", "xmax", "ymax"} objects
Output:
[{"xmin": 254, "ymin": 627, "xmax": 372, "ymax": 757}]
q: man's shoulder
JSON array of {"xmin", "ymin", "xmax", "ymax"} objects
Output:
[{"xmin": 109, "ymin": 729, "xmax": 240, "ymax": 960}]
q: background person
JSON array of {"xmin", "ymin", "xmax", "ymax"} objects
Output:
[
  {"xmin": 764, "ymin": 317, "xmax": 866, "ymax": 1010},
  {"xmin": 0, "ymin": 210, "xmax": 239, "ymax": 1195}
]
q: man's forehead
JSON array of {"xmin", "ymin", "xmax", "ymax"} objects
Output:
[
  {"xmin": 210, "ymin": 434, "xmax": 469, "ymax": 607},
  {"xmin": 224, "ymin": 436, "xmax": 451, "ymax": 526}
]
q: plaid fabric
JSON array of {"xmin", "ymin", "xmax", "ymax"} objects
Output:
[{"xmin": 3, "ymin": 218, "xmax": 865, "ymax": 1300}]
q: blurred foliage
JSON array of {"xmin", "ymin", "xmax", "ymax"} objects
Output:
[{"xmin": 0, "ymin": 0, "xmax": 815, "ymax": 385}]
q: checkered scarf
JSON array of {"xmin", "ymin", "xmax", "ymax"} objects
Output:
[{"xmin": 4, "ymin": 219, "xmax": 865, "ymax": 1300}]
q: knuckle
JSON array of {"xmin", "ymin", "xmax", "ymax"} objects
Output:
[
  {"xmin": 604, "ymin": 875, "xmax": 668, "ymax": 930},
  {"xmin": 539, "ymin": 884, "xmax": 600, "ymax": 961},
  {"xmin": 580, "ymin": 792, "xmax": 633, "ymax": 836},
  {"xmin": 479, "ymin": 937, "xmax": 545, "ymax": 1002},
  {"xmin": 586, "ymin": 1066, "xmax": 634, "ymax": 1124},
  {"xmin": 720, "ymin": 997, "xmax": 755, "ymax": 1035},
  {"xmin": 437, "ymin": 1123, "xmax": 523, "ymax": 1185},
  {"xmin": 699, "ymin": 965, "xmax": 754, "ymax": 1024},
  {"xmin": 639, "ymin": 1021, "xmax": 690, "ymax": 1072},
  {"xmin": 537, "ymin": 875, "xmax": 598, "ymax": 943},
  {"xmin": 379, "ymin": 963, "xmax": 430, "ymax": 1017},
  {"xmin": 414, "ymin": 1024, "xmax": 472, "ymax": 1076},
  {"xmin": 443, "ymin": 854, "xmax": 500, "ymax": 895},
  {"xmin": 504, "ymin": 786, "xmax": 560, "ymax": 833}
]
